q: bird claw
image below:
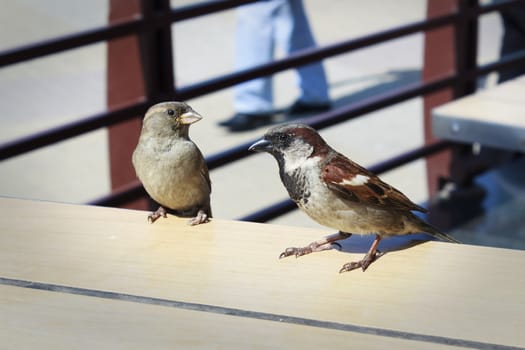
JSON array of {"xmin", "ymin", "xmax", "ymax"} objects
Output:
[
  {"xmin": 339, "ymin": 250, "xmax": 384, "ymax": 273},
  {"xmin": 148, "ymin": 207, "xmax": 167, "ymax": 224},
  {"xmin": 339, "ymin": 261, "xmax": 363, "ymax": 273},
  {"xmin": 187, "ymin": 210, "xmax": 209, "ymax": 226},
  {"xmin": 279, "ymin": 247, "xmax": 312, "ymax": 259},
  {"xmin": 279, "ymin": 240, "xmax": 340, "ymax": 259}
]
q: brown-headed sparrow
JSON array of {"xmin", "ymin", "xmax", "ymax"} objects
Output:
[
  {"xmin": 249, "ymin": 123, "xmax": 459, "ymax": 273},
  {"xmin": 132, "ymin": 101, "xmax": 212, "ymax": 225}
]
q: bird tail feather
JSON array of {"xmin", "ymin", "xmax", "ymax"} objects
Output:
[{"xmin": 420, "ymin": 220, "xmax": 460, "ymax": 243}]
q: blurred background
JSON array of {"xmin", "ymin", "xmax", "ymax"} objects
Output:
[{"xmin": 2, "ymin": 0, "xmax": 523, "ymax": 248}]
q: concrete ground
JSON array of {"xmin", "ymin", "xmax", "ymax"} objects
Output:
[{"xmin": 0, "ymin": 1, "xmax": 503, "ymax": 231}]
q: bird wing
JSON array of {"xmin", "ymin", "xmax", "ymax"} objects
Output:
[
  {"xmin": 201, "ymin": 162, "xmax": 212, "ymax": 194},
  {"xmin": 197, "ymin": 147, "xmax": 211, "ymax": 194},
  {"xmin": 321, "ymin": 152, "xmax": 427, "ymax": 213}
]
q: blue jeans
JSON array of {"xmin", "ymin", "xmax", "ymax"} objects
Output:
[{"xmin": 234, "ymin": 0, "xmax": 330, "ymax": 114}]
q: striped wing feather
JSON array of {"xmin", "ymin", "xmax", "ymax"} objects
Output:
[{"xmin": 321, "ymin": 152, "xmax": 426, "ymax": 213}]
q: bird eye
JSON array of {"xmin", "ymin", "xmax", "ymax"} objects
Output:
[
  {"xmin": 167, "ymin": 109, "xmax": 175, "ymax": 116},
  {"xmin": 275, "ymin": 133, "xmax": 292, "ymax": 146},
  {"xmin": 279, "ymin": 133, "xmax": 291, "ymax": 142}
]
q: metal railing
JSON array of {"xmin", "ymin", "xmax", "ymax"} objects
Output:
[{"xmin": 1, "ymin": 0, "xmax": 524, "ymax": 222}]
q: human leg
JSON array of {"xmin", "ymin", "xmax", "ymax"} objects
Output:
[
  {"xmin": 233, "ymin": 2, "xmax": 277, "ymax": 114},
  {"xmin": 276, "ymin": 0, "xmax": 330, "ymax": 106}
]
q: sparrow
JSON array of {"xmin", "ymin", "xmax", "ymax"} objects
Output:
[
  {"xmin": 249, "ymin": 123, "xmax": 459, "ymax": 273},
  {"xmin": 132, "ymin": 101, "xmax": 212, "ymax": 225}
]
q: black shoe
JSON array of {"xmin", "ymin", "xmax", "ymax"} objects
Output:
[
  {"xmin": 218, "ymin": 113, "xmax": 274, "ymax": 132},
  {"xmin": 287, "ymin": 100, "xmax": 331, "ymax": 116}
]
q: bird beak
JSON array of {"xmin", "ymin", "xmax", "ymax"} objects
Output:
[
  {"xmin": 179, "ymin": 110, "xmax": 203, "ymax": 125},
  {"xmin": 249, "ymin": 138, "xmax": 272, "ymax": 153}
]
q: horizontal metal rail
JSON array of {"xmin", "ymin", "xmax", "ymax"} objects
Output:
[
  {"xmin": 6, "ymin": 43, "xmax": 525, "ymax": 163},
  {"xmin": 3, "ymin": 1, "xmax": 525, "ymax": 161},
  {"xmin": 0, "ymin": 0, "xmax": 258, "ymax": 68},
  {"xmin": 476, "ymin": 49, "xmax": 525, "ymax": 77},
  {"xmin": 175, "ymin": 12, "xmax": 459, "ymax": 100},
  {"xmin": 89, "ymin": 179, "xmax": 146, "ymax": 208},
  {"xmin": 171, "ymin": 0, "xmax": 259, "ymax": 22},
  {"xmin": 1, "ymin": 0, "xmax": 518, "ymax": 69},
  {"xmin": 0, "ymin": 101, "xmax": 148, "ymax": 161},
  {"xmin": 0, "ymin": 14, "xmax": 459, "ymax": 161},
  {"xmin": 0, "ymin": 22, "xmax": 139, "ymax": 68}
]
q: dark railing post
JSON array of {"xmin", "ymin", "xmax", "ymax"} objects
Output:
[
  {"xmin": 106, "ymin": 0, "xmax": 177, "ymax": 211},
  {"xmin": 426, "ymin": 0, "xmax": 485, "ymax": 229},
  {"xmin": 454, "ymin": 0, "xmax": 478, "ymax": 98},
  {"xmin": 107, "ymin": 0, "xmax": 148, "ymax": 210},
  {"xmin": 422, "ymin": 0, "xmax": 457, "ymax": 197},
  {"xmin": 449, "ymin": 0, "xmax": 482, "ymax": 190},
  {"xmin": 139, "ymin": 0, "xmax": 176, "ymax": 102}
]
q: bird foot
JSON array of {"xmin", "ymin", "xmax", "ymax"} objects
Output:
[
  {"xmin": 279, "ymin": 247, "xmax": 311, "ymax": 259},
  {"xmin": 279, "ymin": 241, "xmax": 335, "ymax": 259},
  {"xmin": 148, "ymin": 206, "xmax": 167, "ymax": 224},
  {"xmin": 187, "ymin": 209, "xmax": 209, "ymax": 226},
  {"xmin": 339, "ymin": 250, "xmax": 384, "ymax": 273}
]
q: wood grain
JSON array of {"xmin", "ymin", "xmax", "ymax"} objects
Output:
[{"xmin": 1, "ymin": 197, "xmax": 524, "ymax": 348}]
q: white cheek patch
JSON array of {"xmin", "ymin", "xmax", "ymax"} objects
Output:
[
  {"xmin": 339, "ymin": 174, "xmax": 369, "ymax": 186},
  {"xmin": 283, "ymin": 140, "xmax": 315, "ymax": 172},
  {"xmin": 284, "ymin": 154, "xmax": 320, "ymax": 173}
]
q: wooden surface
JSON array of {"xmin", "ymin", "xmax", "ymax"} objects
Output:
[
  {"xmin": 432, "ymin": 75, "xmax": 525, "ymax": 152},
  {"xmin": 1, "ymin": 197, "xmax": 524, "ymax": 349}
]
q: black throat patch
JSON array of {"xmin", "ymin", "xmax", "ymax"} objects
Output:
[{"xmin": 279, "ymin": 167, "xmax": 311, "ymax": 205}]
